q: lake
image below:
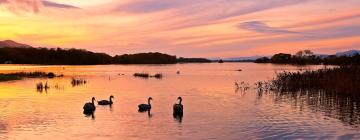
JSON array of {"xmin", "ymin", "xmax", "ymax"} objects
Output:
[{"xmin": 0, "ymin": 63, "xmax": 359, "ymax": 139}]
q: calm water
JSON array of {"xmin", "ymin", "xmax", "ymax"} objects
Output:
[{"xmin": 0, "ymin": 63, "xmax": 359, "ymax": 140}]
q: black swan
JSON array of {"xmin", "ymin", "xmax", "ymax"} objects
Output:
[
  {"xmin": 98, "ymin": 95, "xmax": 114, "ymax": 105},
  {"xmin": 83, "ymin": 97, "xmax": 96, "ymax": 113},
  {"xmin": 138, "ymin": 97, "xmax": 152, "ymax": 112},
  {"xmin": 173, "ymin": 97, "xmax": 183, "ymax": 116}
]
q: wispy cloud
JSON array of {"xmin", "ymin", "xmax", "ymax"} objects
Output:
[
  {"xmin": 115, "ymin": 0, "xmax": 183, "ymax": 13},
  {"xmin": 239, "ymin": 21, "xmax": 298, "ymax": 34},
  {"xmin": 112, "ymin": 0, "xmax": 309, "ymax": 30},
  {"xmin": 0, "ymin": 0, "xmax": 78, "ymax": 13},
  {"xmin": 0, "ymin": 0, "xmax": 42, "ymax": 13},
  {"xmin": 42, "ymin": 1, "xmax": 79, "ymax": 9}
]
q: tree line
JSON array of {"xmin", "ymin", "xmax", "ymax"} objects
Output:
[
  {"xmin": 255, "ymin": 50, "xmax": 360, "ymax": 65},
  {"xmin": 0, "ymin": 47, "xmax": 211, "ymax": 65}
]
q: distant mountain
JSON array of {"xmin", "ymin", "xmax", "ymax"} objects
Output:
[
  {"xmin": 335, "ymin": 50, "xmax": 360, "ymax": 57},
  {"xmin": 0, "ymin": 40, "xmax": 32, "ymax": 48}
]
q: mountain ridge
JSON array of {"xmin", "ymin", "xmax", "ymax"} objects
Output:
[{"xmin": 0, "ymin": 40, "xmax": 32, "ymax": 48}]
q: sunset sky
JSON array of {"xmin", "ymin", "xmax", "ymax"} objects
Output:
[{"xmin": 0, "ymin": 0, "xmax": 359, "ymax": 57}]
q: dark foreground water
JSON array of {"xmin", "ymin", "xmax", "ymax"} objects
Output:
[{"xmin": 0, "ymin": 63, "xmax": 358, "ymax": 139}]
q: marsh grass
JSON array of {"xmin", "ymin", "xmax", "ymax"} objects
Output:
[
  {"xmin": 0, "ymin": 75, "xmax": 22, "ymax": 81},
  {"xmin": 71, "ymin": 78, "xmax": 87, "ymax": 86},
  {"xmin": 133, "ymin": 73, "xmax": 150, "ymax": 78},
  {"xmin": 133, "ymin": 72, "xmax": 163, "ymax": 79},
  {"xmin": 259, "ymin": 66, "xmax": 360, "ymax": 99},
  {"xmin": 152, "ymin": 73, "xmax": 163, "ymax": 79},
  {"xmin": 0, "ymin": 72, "xmax": 59, "ymax": 82}
]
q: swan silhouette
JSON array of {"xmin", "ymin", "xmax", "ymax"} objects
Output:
[
  {"xmin": 83, "ymin": 97, "xmax": 96, "ymax": 114},
  {"xmin": 98, "ymin": 95, "xmax": 114, "ymax": 105},
  {"xmin": 138, "ymin": 97, "xmax": 152, "ymax": 112},
  {"xmin": 173, "ymin": 97, "xmax": 183, "ymax": 116}
]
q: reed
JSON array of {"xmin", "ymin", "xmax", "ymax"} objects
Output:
[
  {"xmin": 267, "ymin": 66, "xmax": 360, "ymax": 98},
  {"xmin": 152, "ymin": 73, "xmax": 163, "ymax": 79},
  {"xmin": 133, "ymin": 72, "xmax": 150, "ymax": 78},
  {"xmin": 71, "ymin": 78, "xmax": 87, "ymax": 86},
  {"xmin": 133, "ymin": 72, "xmax": 163, "ymax": 79},
  {"xmin": 0, "ymin": 72, "xmax": 58, "ymax": 82},
  {"xmin": 0, "ymin": 75, "xmax": 21, "ymax": 81}
]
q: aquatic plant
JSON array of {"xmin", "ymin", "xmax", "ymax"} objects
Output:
[
  {"xmin": 133, "ymin": 73, "xmax": 150, "ymax": 78},
  {"xmin": 235, "ymin": 81, "xmax": 250, "ymax": 93},
  {"xmin": 133, "ymin": 73, "xmax": 163, "ymax": 79},
  {"xmin": 0, "ymin": 72, "xmax": 59, "ymax": 82},
  {"xmin": 152, "ymin": 73, "xmax": 163, "ymax": 79},
  {"xmin": 36, "ymin": 81, "xmax": 50, "ymax": 93},
  {"xmin": 262, "ymin": 66, "xmax": 360, "ymax": 99},
  {"xmin": 0, "ymin": 75, "xmax": 21, "ymax": 81},
  {"xmin": 71, "ymin": 78, "xmax": 87, "ymax": 86}
]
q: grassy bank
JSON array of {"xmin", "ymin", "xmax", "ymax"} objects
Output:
[
  {"xmin": 267, "ymin": 66, "xmax": 360, "ymax": 96},
  {"xmin": 0, "ymin": 72, "xmax": 59, "ymax": 82},
  {"xmin": 133, "ymin": 72, "xmax": 163, "ymax": 79},
  {"xmin": 0, "ymin": 75, "xmax": 22, "ymax": 81}
]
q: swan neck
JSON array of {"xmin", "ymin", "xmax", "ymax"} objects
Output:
[{"xmin": 179, "ymin": 98, "xmax": 182, "ymax": 104}]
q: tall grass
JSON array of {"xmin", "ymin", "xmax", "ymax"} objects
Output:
[
  {"xmin": 133, "ymin": 72, "xmax": 163, "ymax": 79},
  {"xmin": 71, "ymin": 78, "xmax": 87, "ymax": 86},
  {"xmin": 0, "ymin": 75, "xmax": 21, "ymax": 81},
  {"xmin": 268, "ymin": 66, "xmax": 360, "ymax": 97},
  {"xmin": 133, "ymin": 73, "xmax": 150, "ymax": 78},
  {"xmin": 0, "ymin": 72, "xmax": 58, "ymax": 82}
]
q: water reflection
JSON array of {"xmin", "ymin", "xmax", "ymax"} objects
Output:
[
  {"xmin": 109, "ymin": 104, "xmax": 113, "ymax": 112},
  {"xmin": 71, "ymin": 78, "xmax": 86, "ymax": 87},
  {"xmin": 270, "ymin": 90, "xmax": 360, "ymax": 126},
  {"xmin": 36, "ymin": 87, "xmax": 48, "ymax": 93},
  {"xmin": 83, "ymin": 112, "xmax": 95, "ymax": 120},
  {"xmin": 173, "ymin": 113, "xmax": 183, "ymax": 123},
  {"xmin": 0, "ymin": 63, "xmax": 359, "ymax": 139},
  {"xmin": 138, "ymin": 109, "xmax": 152, "ymax": 118},
  {"xmin": 36, "ymin": 81, "xmax": 49, "ymax": 93}
]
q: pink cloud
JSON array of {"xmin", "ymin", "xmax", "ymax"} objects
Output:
[{"xmin": 0, "ymin": 0, "xmax": 42, "ymax": 13}]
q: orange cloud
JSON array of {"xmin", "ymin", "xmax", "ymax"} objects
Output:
[{"xmin": 0, "ymin": 0, "xmax": 359, "ymax": 57}]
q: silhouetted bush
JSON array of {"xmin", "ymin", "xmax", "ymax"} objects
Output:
[
  {"xmin": 113, "ymin": 52, "xmax": 177, "ymax": 64},
  {"xmin": 323, "ymin": 54, "xmax": 360, "ymax": 65},
  {"xmin": 254, "ymin": 57, "xmax": 270, "ymax": 63},
  {"xmin": 177, "ymin": 57, "xmax": 211, "ymax": 63},
  {"xmin": 270, "ymin": 53, "xmax": 292, "ymax": 64}
]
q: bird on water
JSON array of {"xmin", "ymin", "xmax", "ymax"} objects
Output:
[
  {"xmin": 173, "ymin": 97, "xmax": 183, "ymax": 116},
  {"xmin": 98, "ymin": 95, "xmax": 114, "ymax": 105},
  {"xmin": 83, "ymin": 97, "xmax": 96, "ymax": 114},
  {"xmin": 138, "ymin": 97, "xmax": 153, "ymax": 112}
]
